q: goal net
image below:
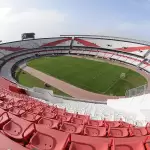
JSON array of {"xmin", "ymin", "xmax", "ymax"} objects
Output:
[{"xmin": 125, "ymin": 84, "xmax": 148, "ymax": 97}]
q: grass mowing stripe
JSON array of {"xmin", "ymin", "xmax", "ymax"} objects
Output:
[{"xmin": 104, "ymin": 78, "xmax": 121, "ymax": 94}]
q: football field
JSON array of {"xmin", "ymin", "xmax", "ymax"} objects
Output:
[{"xmin": 26, "ymin": 56, "xmax": 147, "ymax": 96}]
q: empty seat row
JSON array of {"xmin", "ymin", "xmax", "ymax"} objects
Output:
[
  {"xmin": 0, "ymin": 88, "xmax": 150, "ymax": 149},
  {"xmin": 0, "ymin": 92, "xmax": 150, "ymax": 139},
  {"xmin": 1, "ymin": 122, "xmax": 149, "ymax": 150},
  {"xmin": 70, "ymin": 49, "xmax": 143, "ymax": 67},
  {"xmin": 0, "ymin": 113, "xmax": 150, "ymax": 150}
]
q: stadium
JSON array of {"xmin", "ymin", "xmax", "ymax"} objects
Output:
[{"xmin": 1, "ymin": 34, "xmax": 150, "ymax": 149}]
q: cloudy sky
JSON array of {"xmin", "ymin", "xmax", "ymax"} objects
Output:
[{"xmin": 0, "ymin": 0, "xmax": 150, "ymax": 42}]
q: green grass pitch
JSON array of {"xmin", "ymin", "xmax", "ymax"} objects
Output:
[
  {"xmin": 15, "ymin": 68, "xmax": 71, "ymax": 97},
  {"xmin": 26, "ymin": 56, "xmax": 147, "ymax": 96}
]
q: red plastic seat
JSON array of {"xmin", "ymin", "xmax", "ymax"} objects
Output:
[
  {"xmin": 15, "ymin": 100, "xmax": 34, "ymax": 111},
  {"xmin": 71, "ymin": 117, "xmax": 86, "ymax": 125},
  {"xmin": 108, "ymin": 127, "xmax": 130, "ymax": 137},
  {"xmin": 74, "ymin": 113, "xmax": 89, "ymax": 123},
  {"xmin": 112, "ymin": 139, "xmax": 145, "ymax": 150},
  {"xmin": 43, "ymin": 105, "xmax": 56, "ymax": 112},
  {"xmin": 120, "ymin": 121, "xmax": 132, "ymax": 127},
  {"xmin": 56, "ymin": 111, "xmax": 73, "ymax": 122},
  {"xmin": 38, "ymin": 118, "xmax": 60, "ymax": 129},
  {"xmin": 9, "ymin": 106, "xmax": 26, "ymax": 116},
  {"xmin": 28, "ymin": 106, "xmax": 44, "ymax": 114},
  {"xmin": 84, "ymin": 125, "xmax": 106, "ymax": 137},
  {"xmin": 42, "ymin": 111, "xmax": 57, "ymax": 119},
  {"xmin": 0, "ymin": 108, "xmax": 10, "ymax": 128},
  {"xmin": 0, "ymin": 133, "xmax": 28, "ymax": 150},
  {"xmin": 13, "ymin": 100, "xmax": 26, "ymax": 107},
  {"xmin": 27, "ymin": 124, "xmax": 70, "ymax": 150},
  {"xmin": 0, "ymin": 95, "xmax": 7, "ymax": 101},
  {"xmin": 56, "ymin": 114, "xmax": 72, "ymax": 122},
  {"xmin": 70, "ymin": 134, "xmax": 110, "ymax": 150},
  {"xmin": 87, "ymin": 119, "xmax": 104, "ymax": 127},
  {"xmin": 21, "ymin": 112, "xmax": 41, "ymax": 122},
  {"xmin": 60, "ymin": 122, "xmax": 84, "ymax": 134},
  {"xmin": 3, "ymin": 116, "xmax": 34, "ymax": 141},
  {"xmin": 0, "ymin": 101, "xmax": 13, "ymax": 110},
  {"xmin": 0, "ymin": 96, "xmax": 9, "ymax": 102},
  {"xmin": 53, "ymin": 107, "xmax": 66, "ymax": 115},
  {"xmin": 0, "ymin": 100, "xmax": 3, "ymax": 105},
  {"xmin": 132, "ymin": 127, "xmax": 147, "ymax": 136},
  {"xmin": 105, "ymin": 120, "xmax": 121, "ymax": 128},
  {"xmin": 65, "ymin": 112, "xmax": 74, "ymax": 118},
  {"xmin": 34, "ymin": 101, "xmax": 47, "ymax": 108},
  {"xmin": 69, "ymin": 142, "xmax": 94, "ymax": 150}
]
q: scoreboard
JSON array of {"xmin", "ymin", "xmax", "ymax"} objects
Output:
[{"xmin": 22, "ymin": 33, "xmax": 35, "ymax": 40}]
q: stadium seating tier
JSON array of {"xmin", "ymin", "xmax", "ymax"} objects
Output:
[{"xmin": 0, "ymin": 36, "xmax": 150, "ymax": 149}]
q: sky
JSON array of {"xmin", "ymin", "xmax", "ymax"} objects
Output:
[{"xmin": 0, "ymin": 0, "xmax": 150, "ymax": 42}]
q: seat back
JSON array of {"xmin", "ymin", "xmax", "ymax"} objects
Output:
[
  {"xmin": 30, "ymin": 132, "xmax": 56, "ymax": 150},
  {"xmin": 108, "ymin": 127, "xmax": 129, "ymax": 137},
  {"xmin": 84, "ymin": 126, "xmax": 106, "ymax": 137}
]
